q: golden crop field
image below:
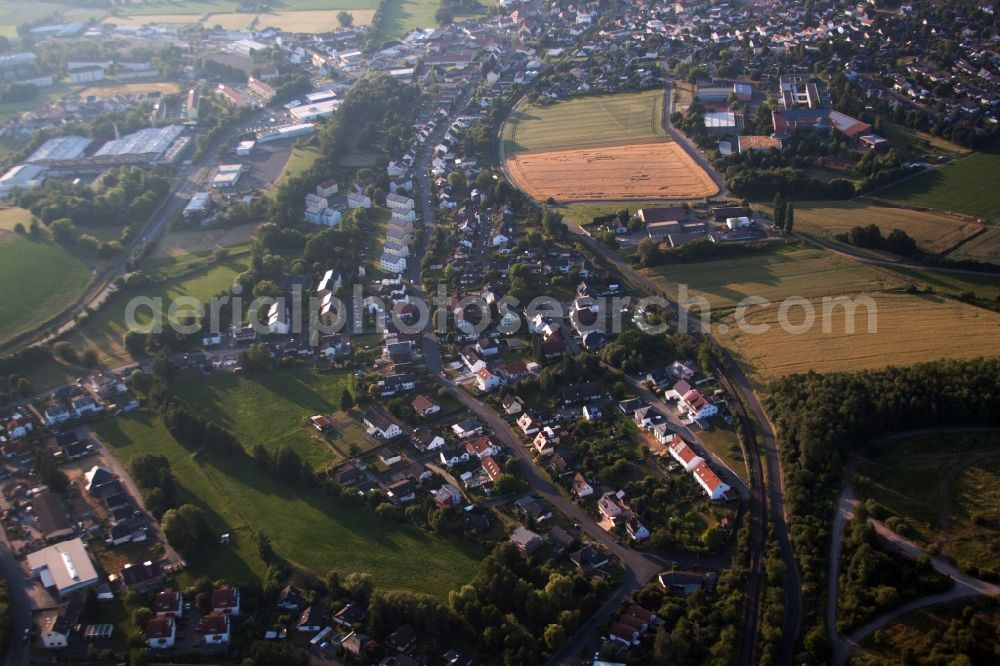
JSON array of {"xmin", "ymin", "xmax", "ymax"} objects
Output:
[
  {"xmin": 717, "ymin": 292, "xmax": 1000, "ymax": 383},
  {"xmin": 947, "ymin": 227, "xmax": 1000, "ymax": 265},
  {"xmin": 507, "ymin": 142, "xmax": 718, "ymax": 202},
  {"xmin": 642, "ymin": 247, "xmax": 905, "ymax": 310},
  {"xmin": 210, "ymin": 9, "xmax": 376, "ymax": 31},
  {"xmin": 101, "ymin": 13, "xmax": 203, "ymax": 26},
  {"xmin": 795, "ymin": 200, "xmax": 983, "ymax": 255}
]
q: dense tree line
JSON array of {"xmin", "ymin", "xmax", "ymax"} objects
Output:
[
  {"xmin": 837, "ymin": 515, "xmax": 950, "ymax": 634},
  {"xmin": 725, "ymin": 165, "xmax": 856, "ymax": 201},
  {"xmin": 764, "ymin": 358, "xmax": 1000, "ymax": 663},
  {"xmin": 130, "ymin": 453, "xmax": 182, "ymax": 520},
  {"xmin": 634, "ymin": 237, "xmax": 777, "ymax": 269},
  {"xmin": 835, "ymin": 224, "xmax": 918, "ymax": 256}
]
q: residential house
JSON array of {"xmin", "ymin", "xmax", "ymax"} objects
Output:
[
  {"xmin": 40, "ymin": 610, "xmax": 72, "ymax": 649},
  {"xmin": 482, "ymin": 456, "xmax": 503, "ymax": 483},
  {"xmin": 347, "ymin": 192, "xmax": 371, "ymax": 209},
  {"xmin": 363, "ymin": 409, "xmax": 403, "ymax": 439},
  {"xmin": 669, "ymin": 439, "xmax": 704, "ymax": 471},
  {"xmin": 341, "ymin": 631, "xmax": 371, "ymax": 659},
  {"xmin": 510, "ymin": 526, "xmax": 543, "ymax": 554},
  {"xmin": 386, "ymin": 479, "xmax": 416, "ymax": 504},
  {"xmin": 433, "ymin": 484, "xmax": 462, "ymax": 506},
  {"xmin": 316, "ymin": 179, "xmax": 339, "ymax": 197},
  {"xmin": 335, "ymin": 463, "xmax": 367, "ymax": 487},
  {"xmin": 451, "ymin": 418, "xmax": 483, "ymax": 439},
  {"xmin": 501, "ymin": 395, "xmax": 524, "ymax": 415},
  {"xmin": 465, "ymin": 436, "xmax": 500, "ymax": 460},
  {"xmin": 146, "ymin": 616, "xmax": 176, "ymax": 649},
  {"xmin": 439, "ymin": 445, "xmax": 470, "ymax": 467},
  {"xmin": 559, "ymin": 381, "xmax": 603, "ymax": 405},
  {"xmin": 413, "ymin": 432, "xmax": 445, "ymax": 451},
  {"xmin": 387, "ymin": 624, "xmax": 417, "ymax": 652},
  {"xmin": 598, "ymin": 491, "xmax": 625, "ymax": 523},
  {"xmin": 571, "ymin": 473, "xmax": 594, "ymax": 498},
  {"xmin": 475, "ymin": 367, "xmax": 501, "ymax": 392},
  {"xmin": 682, "ymin": 389, "xmax": 718, "ymax": 420},
  {"xmin": 296, "ymin": 606, "xmax": 326, "ymax": 632},
  {"xmin": 379, "ymin": 448, "xmax": 403, "ymax": 466},
  {"xmin": 267, "ymin": 301, "xmax": 290, "ymax": 335},
  {"xmin": 693, "ymin": 461, "xmax": 731, "ymax": 500},
  {"xmin": 333, "ymin": 602, "xmax": 366, "ymax": 627},
  {"xmin": 582, "ymin": 404, "xmax": 602, "ymax": 421},
  {"xmin": 532, "ymin": 426, "xmax": 560, "ymax": 455},
  {"xmin": 197, "ymin": 613, "xmax": 230, "ymax": 645},
  {"xmin": 277, "ymin": 585, "xmax": 302, "ymax": 610},
  {"xmin": 212, "ymin": 586, "xmax": 240, "ymax": 615},
  {"xmin": 517, "ymin": 413, "xmax": 540, "ymax": 435},
  {"xmin": 570, "ymin": 545, "xmax": 609, "ymax": 574},
  {"xmin": 626, "ymin": 517, "xmax": 650, "ymax": 542},
  {"xmin": 153, "ymin": 589, "xmax": 183, "ymax": 618},
  {"xmin": 120, "ymin": 560, "xmax": 163, "ymax": 593},
  {"xmin": 548, "ymin": 526, "xmax": 576, "ymax": 554}
]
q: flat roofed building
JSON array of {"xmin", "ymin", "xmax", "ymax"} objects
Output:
[
  {"xmin": 26, "ymin": 538, "xmax": 99, "ymax": 598},
  {"xmin": 26, "ymin": 136, "xmax": 92, "ymax": 165}
]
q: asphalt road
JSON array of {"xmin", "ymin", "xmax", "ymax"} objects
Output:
[{"xmin": 0, "ymin": 530, "xmax": 32, "ymax": 666}]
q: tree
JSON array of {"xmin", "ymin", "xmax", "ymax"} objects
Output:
[
  {"xmin": 16, "ymin": 377, "xmax": 31, "ymax": 397},
  {"xmin": 343, "ymin": 572, "xmax": 374, "ymax": 605},
  {"xmin": 772, "ymin": 194, "xmax": 785, "ymax": 230},
  {"xmin": 785, "ymin": 203, "xmax": 794, "ymax": 234},
  {"xmin": 336, "ymin": 10, "xmax": 354, "ymax": 27},
  {"xmin": 339, "ymin": 389, "xmax": 354, "ymax": 412},
  {"xmin": 152, "ymin": 349, "xmax": 176, "ymax": 380},
  {"xmin": 435, "ymin": 6, "xmax": 454, "ymax": 24},
  {"xmin": 50, "ymin": 218, "xmax": 77, "ymax": 246},
  {"xmin": 543, "ymin": 623, "xmax": 566, "ymax": 651},
  {"xmin": 162, "ymin": 504, "xmax": 214, "ymax": 554}
]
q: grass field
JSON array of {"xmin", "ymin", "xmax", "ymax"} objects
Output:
[
  {"xmin": 210, "ymin": 9, "xmax": 375, "ymax": 31},
  {"xmin": 643, "ymin": 246, "xmax": 905, "ymax": 312},
  {"xmin": 274, "ymin": 144, "xmax": 320, "ymax": 189},
  {"xmin": 795, "ymin": 200, "xmax": 983, "ymax": 255},
  {"xmin": 873, "ymin": 147, "xmax": 1000, "ymax": 221},
  {"xmin": 171, "ymin": 368, "xmax": 363, "ymax": 469},
  {"xmin": 65, "ymin": 255, "xmax": 249, "ymax": 365},
  {"xmin": 886, "ymin": 265, "xmax": 1000, "ymax": 301},
  {"xmin": 151, "ymin": 225, "xmax": 257, "ymax": 259},
  {"xmin": 853, "ymin": 433, "xmax": 1000, "ymax": 575},
  {"xmin": 504, "ymin": 90, "xmax": 667, "ymax": 155},
  {"xmin": 718, "ymin": 292, "xmax": 1000, "ymax": 382},
  {"xmin": 96, "ymin": 411, "xmax": 482, "ymax": 594},
  {"xmin": 374, "ymin": 0, "xmax": 478, "ymax": 44},
  {"xmin": 0, "ymin": 226, "xmax": 91, "ymax": 345}
]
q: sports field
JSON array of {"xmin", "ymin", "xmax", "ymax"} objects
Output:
[
  {"xmin": 171, "ymin": 369, "xmax": 366, "ymax": 470},
  {"xmin": 96, "ymin": 412, "xmax": 483, "ymax": 593},
  {"xmin": 853, "ymin": 433, "xmax": 1000, "ymax": 575},
  {"xmin": 717, "ymin": 292, "xmax": 1000, "ymax": 382},
  {"xmin": 643, "ymin": 247, "xmax": 905, "ymax": 311},
  {"xmin": 503, "ymin": 91, "xmax": 716, "ymax": 202},
  {"xmin": 795, "ymin": 200, "xmax": 983, "ymax": 255},
  {"xmin": 504, "ymin": 91, "xmax": 667, "ymax": 154},
  {"xmin": 0, "ymin": 221, "xmax": 91, "ymax": 344},
  {"xmin": 79, "ymin": 82, "xmax": 182, "ymax": 99},
  {"xmin": 873, "ymin": 147, "xmax": 1000, "ymax": 220}
]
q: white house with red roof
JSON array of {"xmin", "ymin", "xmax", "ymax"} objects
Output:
[
  {"xmin": 465, "ymin": 436, "xmax": 501, "ymax": 460},
  {"xmin": 692, "ymin": 461, "xmax": 730, "ymax": 500},
  {"xmin": 681, "ymin": 389, "xmax": 718, "ymax": 420},
  {"xmin": 668, "ymin": 439, "xmax": 705, "ymax": 472}
]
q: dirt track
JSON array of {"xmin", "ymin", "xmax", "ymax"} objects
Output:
[{"xmin": 506, "ymin": 141, "xmax": 718, "ymax": 202}]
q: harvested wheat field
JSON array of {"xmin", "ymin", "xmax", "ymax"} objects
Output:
[
  {"xmin": 508, "ymin": 142, "xmax": 718, "ymax": 202},
  {"xmin": 212, "ymin": 10, "xmax": 375, "ymax": 31},
  {"xmin": 717, "ymin": 291, "xmax": 1000, "ymax": 383}
]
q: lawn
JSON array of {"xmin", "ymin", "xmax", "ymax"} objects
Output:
[
  {"xmin": 718, "ymin": 291, "xmax": 1000, "ymax": 383},
  {"xmin": 503, "ymin": 89, "xmax": 667, "ymax": 155},
  {"xmin": 853, "ymin": 433, "xmax": 1000, "ymax": 575},
  {"xmin": 373, "ymin": 0, "xmax": 443, "ymax": 43},
  {"xmin": 171, "ymin": 368, "xmax": 362, "ymax": 469},
  {"xmin": 642, "ymin": 246, "xmax": 906, "ymax": 313},
  {"xmin": 697, "ymin": 423, "xmax": 747, "ymax": 484},
  {"xmin": 0, "ymin": 231, "xmax": 91, "ymax": 345},
  {"xmin": 273, "ymin": 144, "xmax": 320, "ymax": 189},
  {"xmin": 873, "ymin": 146, "xmax": 1000, "ymax": 221},
  {"xmin": 65, "ymin": 255, "xmax": 249, "ymax": 365},
  {"xmin": 794, "ymin": 200, "xmax": 983, "ymax": 255},
  {"xmin": 95, "ymin": 411, "xmax": 483, "ymax": 595}
]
